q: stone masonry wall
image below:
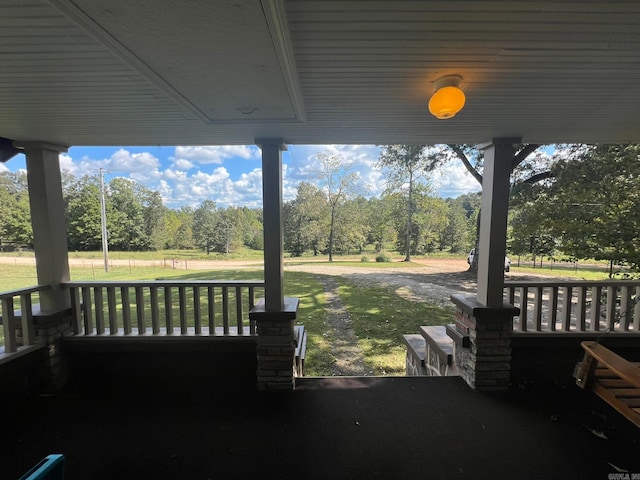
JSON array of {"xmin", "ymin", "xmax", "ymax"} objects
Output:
[
  {"xmin": 250, "ymin": 297, "xmax": 299, "ymax": 392},
  {"xmin": 16, "ymin": 310, "xmax": 73, "ymax": 393},
  {"xmin": 451, "ymin": 294, "xmax": 518, "ymax": 391},
  {"xmin": 255, "ymin": 319, "xmax": 295, "ymax": 391}
]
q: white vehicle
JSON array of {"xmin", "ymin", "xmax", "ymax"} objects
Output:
[{"xmin": 467, "ymin": 248, "xmax": 511, "ymax": 272}]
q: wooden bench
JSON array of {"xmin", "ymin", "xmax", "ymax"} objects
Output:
[
  {"xmin": 574, "ymin": 341, "xmax": 640, "ymax": 428},
  {"xmin": 294, "ymin": 325, "xmax": 307, "ymax": 377}
]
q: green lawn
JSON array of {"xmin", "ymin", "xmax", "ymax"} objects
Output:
[
  {"xmin": 337, "ymin": 279, "xmax": 454, "ymax": 375},
  {"xmin": 510, "ymin": 265, "xmax": 613, "ymax": 281}
]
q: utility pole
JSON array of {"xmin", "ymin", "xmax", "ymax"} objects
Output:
[{"xmin": 99, "ymin": 168, "xmax": 109, "ymax": 272}]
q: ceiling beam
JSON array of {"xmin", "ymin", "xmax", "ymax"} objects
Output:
[{"xmin": 0, "ymin": 138, "xmax": 21, "ymax": 163}]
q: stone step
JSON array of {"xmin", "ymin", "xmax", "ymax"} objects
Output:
[
  {"xmin": 445, "ymin": 323, "xmax": 470, "ymax": 348},
  {"xmin": 402, "ymin": 334, "xmax": 425, "ymax": 364},
  {"xmin": 420, "ymin": 325, "xmax": 453, "ymax": 366}
]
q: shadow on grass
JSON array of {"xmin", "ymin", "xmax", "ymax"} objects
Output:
[{"xmin": 337, "ymin": 278, "xmax": 455, "ymax": 375}]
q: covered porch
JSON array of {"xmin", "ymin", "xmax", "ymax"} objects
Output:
[{"xmin": 2, "ymin": 0, "xmax": 640, "ymax": 477}]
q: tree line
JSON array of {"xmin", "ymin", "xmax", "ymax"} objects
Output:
[
  {"xmin": 1, "ymin": 144, "xmax": 639, "ymax": 273},
  {"xmin": 0, "ymin": 165, "xmax": 480, "ymax": 257}
]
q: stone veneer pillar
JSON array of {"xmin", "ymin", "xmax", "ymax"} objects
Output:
[
  {"xmin": 450, "ymin": 294, "xmax": 519, "ymax": 391},
  {"xmin": 15, "ymin": 309, "xmax": 73, "ymax": 393},
  {"xmin": 250, "ymin": 297, "xmax": 299, "ymax": 391}
]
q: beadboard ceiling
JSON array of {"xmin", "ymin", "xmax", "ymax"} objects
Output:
[{"xmin": 1, "ymin": 0, "xmax": 640, "ymax": 147}]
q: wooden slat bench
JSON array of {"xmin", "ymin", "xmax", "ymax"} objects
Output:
[{"xmin": 574, "ymin": 341, "xmax": 640, "ymax": 428}]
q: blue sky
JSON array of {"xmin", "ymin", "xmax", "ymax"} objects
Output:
[{"xmin": 1, "ymin": 144, "xmax": 481, "ymax": 209}]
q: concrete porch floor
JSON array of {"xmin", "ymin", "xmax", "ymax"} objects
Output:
[{"xmin": 3, "ymin": 375, "xmax": 639, "ymax": 480}]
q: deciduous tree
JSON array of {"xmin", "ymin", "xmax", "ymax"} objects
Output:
[
  {"xmin": 313, "ymin": 152, "xmax": 363, "ymax": 262},
  {"xmin": 378, "ymin": 145, "xmax": 435, "ymax": 261}
]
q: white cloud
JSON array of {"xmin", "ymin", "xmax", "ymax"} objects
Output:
[
  {"xmin": 285, "ymin": 144, "xmax": 382, "ymax": 188},
  {"xmin": 172, "ymin": 158, "xmax": 194, "ymax": 170},
  {"xmin": 174, "ymin": 145, "xmax": 260, "ymax": 165},
  {"xmin": 433, "ymin": 161, "xmax": 482, "ymax": 198},
  {"xmin": 58, "ymin": 153, "xmax": 77, "ymax": 174},
  {"xmin": 157, "ymin": 180, "xmax": 173, "ymax": 202},
  {"xmin": 163, "ymin": 168, "xmax": 189, "ymax": 182},
  {"xmin": 52, "ymin": 144, "xmax": 482, "ymax": 210},
  {"xmin": 0, "ymin": 162, "xmax": 8, "ymax": 173},
  {"xmin": 109, "ymin": 149, "xmax": 161, "ymax": 173},
  {"xmin": 65, "ymin": 148, "xmax": 163, "ymax": 180}
]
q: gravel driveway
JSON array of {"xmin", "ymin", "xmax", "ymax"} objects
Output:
[{"xmin": 285, "ymin": 258, "xmax": 477, "ymax": 308}]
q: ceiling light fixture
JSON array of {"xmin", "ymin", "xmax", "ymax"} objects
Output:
[{"xmin": 428, "ymin": 75, "xmax": 466, "ymax": 119}]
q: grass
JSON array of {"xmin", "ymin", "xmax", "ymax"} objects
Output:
[
  {"xmin": 336, "ymin": 279, "xmax": 454, "ymax": 376},
  {"xmin": 0, "ymin": 247, "xmax": 265, "ymax": 262},
  {"xmin": 510, "ymin": 265, "xmax": 612, "ymax": 281}
]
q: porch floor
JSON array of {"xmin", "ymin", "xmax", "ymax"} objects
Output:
[{"xmin": 4, "ymin": 376, "xmax": 640, "ymax": 479}]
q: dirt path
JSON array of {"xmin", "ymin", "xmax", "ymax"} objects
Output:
[{"xmin": 317, "ymin": 276, "xmax": 371, "ymax": 376}]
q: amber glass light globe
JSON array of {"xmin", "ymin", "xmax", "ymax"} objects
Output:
[{"xmin": 428, "ymin": 86, "xmax": 466, "ymax": 119}]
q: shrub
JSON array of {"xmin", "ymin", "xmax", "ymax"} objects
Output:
[
  {"xmin": 375, "ymin": 254, "xmax": 391, "ymax": 263},
  {"xmin": 360, "ymin": 256, "xmax": 370, "ymax": 263}
]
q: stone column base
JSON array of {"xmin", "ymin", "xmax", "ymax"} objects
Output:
[
  {"xmin": 250, "ymin": 297, "xmax": 299, "ymax": 391},
  {"xmin": 17, "ymin": 308, "xmax": 73, "ymax": 393},
  {"xmin": 450, "ymin": 294, "xmax": 519, "ymax": 391}
]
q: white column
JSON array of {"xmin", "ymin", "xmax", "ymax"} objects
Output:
[
  {"xmin": 476, "ymin": 138, "xmax": 518, "ymax": 307},
  {"xmin": 15, "ymin": 141, "xmax": 70, "ymax": 312},
  {"xmin": 257, "ymin": 139, "xmax": 287, "ymax": 311}
]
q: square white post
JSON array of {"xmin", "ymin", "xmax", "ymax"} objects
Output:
[
  {"xmin": 476, "ymin": 138, "xmax": 518, "ymax": 308},
  {"xmin": 15, "ymin": 141, "xmax": 70, "ymax": 312},
  {"xmin": 257, "ymin": 139, "xmax": 287, "ymax": 311}
]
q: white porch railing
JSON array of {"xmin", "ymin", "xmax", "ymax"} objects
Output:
[
  {"xmin": 65, "ymin": 280, "xmax": 264, "ymax": 337},
  {"xmin": 0, "ymin": 285, "xmax": 49, "ymax": 360},
  {"xmin": 504, "ymin": 280, "xmax": 640, "ymax": 333}
]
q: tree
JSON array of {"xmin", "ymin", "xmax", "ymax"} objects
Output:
[
  {"xmin": 440, "ymin": 199, "xmax": 469, "ymax": 253},
  {"xmin": 237, "ymin": 207, "xmax": 263, "ymax": 251},
  {"xmin": 165, "ymin": 206, "xmax": 194, "ymax": 250},
  {"xmin": 378, "ymin": 145, "xmax": 434, "ymax": 262},
  {"xmin": 540, "ymin": 144, "xmax": 640, "ymax": 275},
  {"xmin": 428, "ymin": 143, "xmax": 547, "ymax": 271},
  {"xmin": 0, "ymin": 171, "xmax": 32, "ymax": 247},
  {"xmin": 332, "ymin": 196, "xmax": 369, "ymax": 255},
  {"xmin": 283, "ymin": 182, "xmax": 328, "ymax": 257},
  {"xmin": 213, "ymin": 207, "xmax": 244, "ymax": 254},
  {"xmin": 313, "ymin": 152, "xmax": 362, "ymax": 262},
  {"xmin": 397, "ymin": 185, "xmax": 447, "ymax": 255},
  {"xmin": 65, "ymin": 175, "xmax": 103, "ymax": 251},
  {"xmin": 142, "ymin": 190, "xmax": 167, "ymax": 251},
  {"xmin": 107, "ymin": 178, "xmax": 148, "ymax": 251},
  {"xmin": 192, "ymin": 200, "xmax": 219, "ymax": 254},
  {"xmin": 366, "ymin": 196, "xmax": 397, "ymax": 252}
]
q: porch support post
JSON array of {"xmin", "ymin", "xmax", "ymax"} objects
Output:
[
  {"xmin": 14, "ymin": 142, "xmax": 70, "ymax": 313},
  {"xmin": 12, "ymin": 141, "xmax": 72, "ymax": 392},
  {"xmin": 445, "ymin": 138, "xmax": 521, "ymax": 391},
  {"xmin": 251, "ymin": 139, "xmax": 298, "ymax": 391},
  {"xmin": 476, "ymin": 137, "xmax": 518, "ymax": 308},
  {"xmin": 257, "ymin": 138, "xmax": 286, "ymax": 311}
]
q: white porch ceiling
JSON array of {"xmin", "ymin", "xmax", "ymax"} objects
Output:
[{"xmin": 1, "ymin": 0, "xmax": 640, "ymax": 147}]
